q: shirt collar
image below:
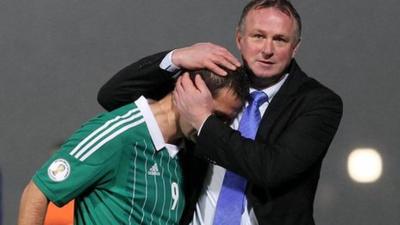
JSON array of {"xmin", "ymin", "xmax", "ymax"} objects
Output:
[
  {"xmin": 250, "ymin": 73, "xmax": 289, "ymax": 102},
  {"xmin": 134, "ymin": 96, "xmax": 179, "ymax": 158}
]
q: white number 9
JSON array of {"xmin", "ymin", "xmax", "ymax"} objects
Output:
[{"xmin": 171, "ymin": 182, "xmax": 179, "ymax": 210}]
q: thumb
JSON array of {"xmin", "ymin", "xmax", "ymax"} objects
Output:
[{"xmin": 194, "ymin": 74, "xmax": 210, "ymax": 94}]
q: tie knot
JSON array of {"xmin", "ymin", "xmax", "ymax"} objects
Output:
[{"xmin": 249, "ymin": 91, "xmax": 269, "ymax": 107}]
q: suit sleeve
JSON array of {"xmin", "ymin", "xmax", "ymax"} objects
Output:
[
  {"xmin": 97, "ymin": 50, "xmax": 176, "ymax": 111},
  {"xmin": 195, "ymin": 88, "xmax": 343, "ymax": 189}
]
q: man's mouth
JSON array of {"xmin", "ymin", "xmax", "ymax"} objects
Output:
[{"xmin": 257, "ymin": 60, "xmax": 274, "ymax": 66}]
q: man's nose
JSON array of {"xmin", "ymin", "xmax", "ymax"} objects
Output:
[{"xmin": 261, "ymin": 39, "xmax": 273, "ymax": 57}]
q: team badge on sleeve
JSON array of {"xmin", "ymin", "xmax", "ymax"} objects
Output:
[{"xmin": 48, "ymin": 159, "xmax": 71, "ymax": 182}]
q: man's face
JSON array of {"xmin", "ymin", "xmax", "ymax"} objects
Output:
[
  {"xmin": 236, "ymin": 7, "xmax": 300, "ymax": 81},
  {"xmin": 180, "ymin": 87, "xmax": 243, "ymax": 142}
]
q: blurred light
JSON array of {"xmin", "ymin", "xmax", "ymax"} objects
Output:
[{"xmin": 347, "ymin": 148, "xmax": 382, "ymax": 183}]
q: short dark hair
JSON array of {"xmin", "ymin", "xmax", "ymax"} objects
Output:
[
  {"xmin": 237, "ymin": 0, "xmax": 302, "ymax": 42},
  {"xmin": 186, "ymin": 67, "xmax": 249, "ymax": 103}
]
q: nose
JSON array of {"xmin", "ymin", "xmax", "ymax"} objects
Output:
[{"xmin": 261, "ymin": 39, "xmax": 273, "ymax": 57}]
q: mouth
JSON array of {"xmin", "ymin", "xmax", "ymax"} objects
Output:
[{"xmin": 256, "ymin": 60, "xmax": 274, "ymax": 66}]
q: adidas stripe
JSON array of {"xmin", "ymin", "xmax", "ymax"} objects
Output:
[{"xmin": 70, "ymin": 108, "xmax": 145, "ymax": 161}]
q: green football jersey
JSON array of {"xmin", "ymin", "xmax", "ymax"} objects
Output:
[{"xmin": 33, "ymin": 97, "xmax": 184, "ymax": 225}]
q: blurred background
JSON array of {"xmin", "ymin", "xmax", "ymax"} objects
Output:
[{"xmin": 1, "ymin": 0, "xmax": 399, "ymax": 224}]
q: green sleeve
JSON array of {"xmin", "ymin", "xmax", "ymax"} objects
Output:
[{"xmin": 33, "ymin": 119, "xmax": 121, "ymax": 207}]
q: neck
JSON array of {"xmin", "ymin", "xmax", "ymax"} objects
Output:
[
  {"xmin": 149, "ymin": 94, "xmax": 181, "ymax": 144},
  {"xmin": 244, "ymin": 62, "xmax": 289, "ymax": 89},
  {"xmin": 250, "ymin": 74, "xmax": 282, "ymax": 89}
]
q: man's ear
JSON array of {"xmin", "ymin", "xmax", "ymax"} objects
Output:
[
  {"xmin": 291, "ymin": 39, "xmax": 301, "ymax": 58},
  {"xmin": 235, "ymin": 28, "xmax": 243, "ymax": 52}
]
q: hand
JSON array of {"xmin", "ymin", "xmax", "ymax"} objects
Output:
[
  {"xmin": 172, "ymin": 43, "xmax": 241, "ymax": 76},
  {"xmin": 173, "ymin": 73, "xmax": 214, "ymax": 130}
]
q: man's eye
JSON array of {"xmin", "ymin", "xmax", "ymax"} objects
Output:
[
  {"xmin": 275, "ymin": 37, "xmax": 289, "ymax": 43},
  {"xmin": 253, "ymin": 34, "xmax": 264, "ymax": 39}
]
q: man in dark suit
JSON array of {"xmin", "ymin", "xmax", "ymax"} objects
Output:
[{"xmin": 97, "ymin": 0, "xmax": 343, "ymax": 225}]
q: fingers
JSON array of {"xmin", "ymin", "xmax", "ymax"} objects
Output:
[
  {"xmin": 172, "ymin": 87, "xmax": 182, "ymax": 110},
  {"xmin": 179, "ymin": 73, "xmax": 211, "ymax": 98},
  {"xmin": 204, "ymin": 60, "xmax": 229, "ymax": 76},
  {"xmin": 194, "ymin": 74, "xmax": 210, "ymax": 94},
  {"xmin": 214, "ymin": 45, "xmax": 241, "ymax": 68},
  {"xmin": 180, "ymin": 73, "xmax": 197, "ymax": 92},
  {"xmin": 175, "ymin": 75, "xmax": 184, "ymax": 93},
  {"xmin": 204, "ymin": 44, "xmax": 241, "ymax": 76},
  {"xmin": 173, "ymin": 76, "xmax": 185, "ymax": 112},
  {"xmin": 174, "ymin": 43, "xmax": 241, "ymax": 76},
  {"xmin": 173, "ymin": 73, "xmax": 214, "ymax": 130}
]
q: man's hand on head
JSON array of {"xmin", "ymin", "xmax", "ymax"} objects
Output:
[
  {"xmin": 173, "ymin": 73, "xmax": 214, "ymax": 130},
  {"xmin": 172, "ymin": 43, "xmax": 241, "ymax": 76}
]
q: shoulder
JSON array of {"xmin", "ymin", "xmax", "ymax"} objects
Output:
[
  {"xmin": 301, "ymin": 76, "xmax": 341, "ymax": 101},
  {"xmin": 65, "ymin": 104, "xmax": 147, "ymax": 163},
  {"xmin": 290, "ymin": 62, "xmax": 341, "ymax": 103},
  {"xmin": 283, "ymin": 62, "xmax": 343, "ymax": 117},
  {"xmin": 300, "ymin": 79, "xmax": 343, "ymax": 124}
]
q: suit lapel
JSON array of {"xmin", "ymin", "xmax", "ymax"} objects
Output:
[{"xmin": 255, "ymin": 60, "xmax": 307, "ymax": 141}]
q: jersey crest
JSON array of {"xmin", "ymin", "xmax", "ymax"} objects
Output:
[{"xmin": 47, "ymin": 158, "xmax": 70, "ymax": 182}]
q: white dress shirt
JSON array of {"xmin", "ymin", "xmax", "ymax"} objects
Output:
[{"xmin": 160, "ymin": 51, "xmax": 289, "ymax": 225}]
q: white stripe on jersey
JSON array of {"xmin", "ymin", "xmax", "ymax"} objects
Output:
[
  {"xmin": 159, "ymin": 151, "xmax": 167, "ymax": 225},
  {"xmin": 70, "ymin": 110, "xmax": 144, "ymax": 161},
  {"xmin": 72, "ymin": 110, "xmax": 143, "ymax": 159},
  {"xmin": 79, "ymin": 118, "xmax": 145, "ymax": 161},
  {"xmin": 173, "ymin": 158, "xmax": 179, "ymax": 222},
  {"xmin": 165, "ymin": 155, "xmax": 172, "ymax": 224},
  {"xmin": 149, "ymin": 149, "xmax": 158, "ymax": 225},
  {"xmin": 128, "ymin": 142, "xmax": 139, "ymax": 225},
  {"xmin": 139, "ymin": 140, "xmax": 149, "ymax": 225},
  {"xmin": 70, "ymin": 108, "xmax": 140, "ymax": 156}
]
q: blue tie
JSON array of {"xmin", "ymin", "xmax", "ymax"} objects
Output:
[{"xmin": 213, "ymin": 91, "xmax": 269, "ymax": 225}]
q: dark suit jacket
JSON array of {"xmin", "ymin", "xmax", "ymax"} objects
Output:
[{"xmin": 97, "ymin": 51, "xmax": 343, "ymax": 225}]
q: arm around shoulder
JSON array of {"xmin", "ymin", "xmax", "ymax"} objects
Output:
[
  {"xmin": 97, "ymin": 50, "xmax": 176, "ymax": 111},
  {"xmin": 18, "ymin": 180, "xmax": 49, "ymax": 225}
]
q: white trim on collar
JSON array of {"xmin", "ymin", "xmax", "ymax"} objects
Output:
[{"xmin": 134, "ymin": 96, "xmax": 179, "ymax": 158}]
